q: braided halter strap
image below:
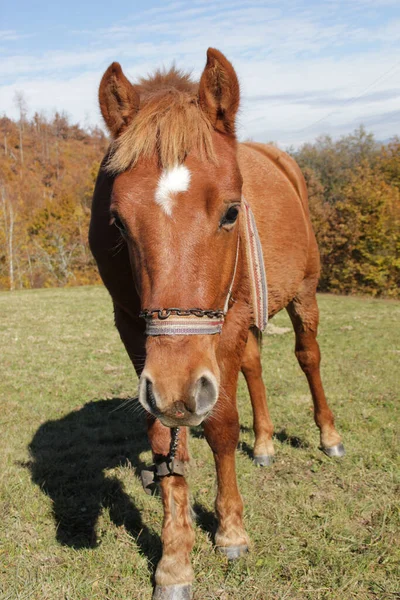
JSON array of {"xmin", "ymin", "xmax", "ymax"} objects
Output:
[
  {"xmin": 139, "ymin": 197, "xmax": 267, "ymax": 336},
  {"xmin": 140, "ymin": 308, "xmax": 226, "ymax": 336}
]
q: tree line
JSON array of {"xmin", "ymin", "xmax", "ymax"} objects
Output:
[
  {"xmin": 0, "ymin": 107, "xmax": 398, "ymax": 297},
  {"xmin": 290, "ymin": 127, "xmax": 399, "ymax": 297},
  {"xmin": 0, "ymin": 107, "xmax": 107, "ymax": 289}
]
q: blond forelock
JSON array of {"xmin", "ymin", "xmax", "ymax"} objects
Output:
[{"xmin": 105, "ymin": 69, "xmax": 217, "ymax": 173}]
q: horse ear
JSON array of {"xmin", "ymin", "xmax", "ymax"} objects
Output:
[
  {"xmin": 99, "ymin": 62, "xmax": 139, "ymax": 138},
  {"xmin": 198, "ymin": 48, "xmax": 240, "ymax": 136}
]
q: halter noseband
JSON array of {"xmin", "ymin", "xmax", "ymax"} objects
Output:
[{"xmin": 139, "ymin": 308, "xmax": 226, "ymax": 336}]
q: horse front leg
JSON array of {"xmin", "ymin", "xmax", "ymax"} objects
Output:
[
  {"xmin": 148, "ymin": 418, "xmax": 195, "ymax": 600},
  {"xmin": 203, "ymin": 374, "xmax": 249, "ymax": 559}
]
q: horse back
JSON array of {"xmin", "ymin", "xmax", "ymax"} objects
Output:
[{"xmin": 238, "ymin": 142, "xmax": 320, "ymax": 316}]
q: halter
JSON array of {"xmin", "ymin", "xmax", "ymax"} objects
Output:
[
  {"xmin": 139, "ymin": 198, "xmax": 268, "ymax": 492},
  {"xmin": 139, "ymin": 197, "xmax": 267, "ymax": 336},
  {"xmin": 139, "ymin": 231, "xmax": 240, "ymax": 336}
]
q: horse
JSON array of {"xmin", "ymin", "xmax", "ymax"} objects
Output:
[{"xmin": 89, "ymin": 48, "xmax": 345, "ymax": 600}]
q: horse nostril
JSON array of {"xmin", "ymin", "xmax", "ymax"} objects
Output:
[
  {"xmin": 140, "ymin": 372, "xmax": 217, "ymax": 422},
  {"xmin": 145, "ymin": 378, "xmax": 157, "ymax": 412},
  {"xmin": 194, "ymin": 374, "xmax": 218, "ymax": 415}
]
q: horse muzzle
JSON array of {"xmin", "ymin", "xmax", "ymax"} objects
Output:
[{"xmin": 139, "ymin": 371, "xmax": 219, "ymax": 427}]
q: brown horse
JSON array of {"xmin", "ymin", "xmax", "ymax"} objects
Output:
[{"xmin": 89, "ymin": 48, "xmax": 345, "ymax": 600}]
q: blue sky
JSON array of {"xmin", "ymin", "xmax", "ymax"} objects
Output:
[{"xmin": 1, "ymin": 0, "xmax": 400, "ymax": 146}]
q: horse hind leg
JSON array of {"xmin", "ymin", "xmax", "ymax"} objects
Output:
[
  {"xmin": 286, "ymin": 281, "xmax": 345, "ymax": 457},
  {"xmin": 241, "ymin": 328, "xmax": 275, "ymax": 466}
]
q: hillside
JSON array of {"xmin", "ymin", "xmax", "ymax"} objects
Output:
[
  {"xmin": 0, "ymin": 112, "xmax": 107, "ymax": 289},
  {"xmin": 0, "ymin": 113, "xmax": 399, "ymax": 296}
]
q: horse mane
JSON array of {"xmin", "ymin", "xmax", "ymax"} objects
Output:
[{"xmin": 106, "ymin": 67, "xmax": 217, "ymax": 173}]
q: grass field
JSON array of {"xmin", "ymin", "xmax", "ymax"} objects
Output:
[{"xmin": 0, "ymin": 286, "xmax": 399, "ymax": 600}]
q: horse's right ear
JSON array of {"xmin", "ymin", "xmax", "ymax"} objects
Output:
[{"xmin": 99, "ymin": 62, "xmax": 139, "ymax": 138}]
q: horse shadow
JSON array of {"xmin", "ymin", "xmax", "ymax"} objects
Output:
[
  {"xmin": 25, "ymin": 398, "xmax": 162, "ymax": 573},
  {"xmin": 274, "ymin": 428, "xmax": 310, "ymax": 449},
  {"xmin": 25, "ymin": 398, "xmax": 308, "ymax": 574}
]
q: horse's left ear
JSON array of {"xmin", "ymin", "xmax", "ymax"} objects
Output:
[{"xmin": 198, "ymin": 48, "xmax": 240, "ymax": 136}]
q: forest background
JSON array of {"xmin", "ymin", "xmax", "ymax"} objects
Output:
[{"xmin": 0, "ymin": 101, "xmax": 399, "ymax": 297}]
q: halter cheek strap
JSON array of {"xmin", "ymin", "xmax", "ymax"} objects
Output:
[
  {"xmin": 241, "ymin": 198, "xmax": 268, "ymax": 331},
  {"xmin": 139, "ymin": 197, "xmax": 267, "ymax": 336}
]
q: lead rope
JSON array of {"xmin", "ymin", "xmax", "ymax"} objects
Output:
[{"xmin": 169, "ymin": 427, "xmax": 180, "ymax": 461}]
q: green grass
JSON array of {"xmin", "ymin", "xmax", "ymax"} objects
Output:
[{"xmin": 0, "ymin": 286, "xmax": 399, "ymax": 600}]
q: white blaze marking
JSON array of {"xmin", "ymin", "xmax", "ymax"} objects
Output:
[{"xmin": 155, "ymin": 165, "xmax": 191, "ymax": 216}]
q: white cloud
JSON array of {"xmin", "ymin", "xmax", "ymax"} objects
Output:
[
  {"xmin": 1, "ymin": 1, "xmax": 399, "ymax": 147},
  {"xmin": 0, "ymin": 29, "xmax": 33, "ymax": 42}
]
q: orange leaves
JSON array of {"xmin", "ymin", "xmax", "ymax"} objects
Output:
[
  {"xmin": 0, "ymin": 113, "xmax": 107, "ymax": 290},
  {"xmin": 293, "ymin": 129, "xmax": 400, "ymax": 297}
]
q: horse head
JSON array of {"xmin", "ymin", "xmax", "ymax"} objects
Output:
[{"xmin": 99, "ymin": 49, "xmax": 243, "ymax": 427}]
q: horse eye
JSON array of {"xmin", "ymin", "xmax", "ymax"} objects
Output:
[
  {"xmin": 112, "ymin": 214, "xmax": 126, "ymax": 234},
  {"xmin": 221, "ymin": 205, "xmax": 239, "ymax": 227}
]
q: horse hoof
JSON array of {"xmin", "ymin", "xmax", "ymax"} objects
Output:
[
  {"xmin": 217, "ymin": 545, "xmax": 249, "ymax": 560},
  {"xmin": 254, "ymin": 454, "xmax": 274, "ymax": 467},
  {"xmin": 153, "ymin": 584, "xmax": 192, "ymax": 600},
  {"xmin": 321, "ymin": 443, "xmax": 346, "ymax": 458}
]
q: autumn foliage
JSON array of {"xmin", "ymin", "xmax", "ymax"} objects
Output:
[
  {"xmin": 0, "ymin": 113, "xmax": 399, "ymax": 297},
  {"xmin": 291, "ymin": 127, "xmax": 400, "ymax": 297},
  {"xmin": 315, "ymin": 165, "xmax": 399, "ymax": 296},
  {"xmin": 0, "ymin": 111, "xmax": 107, "ymax": 289}
]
